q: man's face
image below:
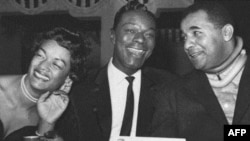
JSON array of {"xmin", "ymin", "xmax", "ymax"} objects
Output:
[
  {"xmin": 27, "ymin": 40, "xmax": 71, "ymax": 93},
  {"xmin": 181, "ymin": 10, "xmax": 229, "ymax": 72},
  {"xmin": 111, "ymin": 10, "xmax": 156, "ymax": 75}
]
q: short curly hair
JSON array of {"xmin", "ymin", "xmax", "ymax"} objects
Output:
[{"xmin": 31, "ymin": 27, "xmax": 91, "ymax": 82}]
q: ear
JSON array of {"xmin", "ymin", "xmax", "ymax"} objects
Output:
[
  {"xmin": 110, "ymin": 29, "xmax": 116, "ymax": 44},
  {"xmin": 222, "ymin": 24, "xmax": 234, "ymax": 41}
]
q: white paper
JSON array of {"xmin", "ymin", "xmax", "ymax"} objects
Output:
[{"xmin": 111, "ymin": 137, "xmax": 186, "ymax": 141}]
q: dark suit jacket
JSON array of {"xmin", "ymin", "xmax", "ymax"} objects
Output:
[
  {"xmin": 152, "ymin": 59, "xmax": 250, "ymax": 141},
  {"xmin": 70, "ymin": 66, "xmax": 178, "ymax": 141}
]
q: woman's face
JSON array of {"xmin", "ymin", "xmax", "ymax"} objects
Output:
[{"xmin": 27, "ymin": 40, "xmax": 71, "ymax": 93}]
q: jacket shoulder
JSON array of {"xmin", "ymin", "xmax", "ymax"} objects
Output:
[{"xmin": 143, "ymin": 67, "xmax": 181, "ymax": 85}]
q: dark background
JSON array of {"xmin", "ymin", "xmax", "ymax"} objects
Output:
[{"xmin": 0, "ymin": 13, "xmax": 101, "ymax": 73}]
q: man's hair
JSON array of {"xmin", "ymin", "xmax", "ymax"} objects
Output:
[
  {"xmin": 112, "ymin": 0, "xmax": 156, "ymax": 30},
  {"xmin": 32, "ymin": 27, "xmax": 91, "ymax": 82},
  {"xmin": 182, "ymin": 1, "xmax": 235, "ymax": 29}
]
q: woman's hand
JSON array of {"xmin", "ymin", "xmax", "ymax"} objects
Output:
[
  {"xmin": 37, "ymin": 77, "xmax": 72, "ymax": 124},
  {"xmin": 37, "ymin": 77, "xmax": 72, "ymax": 136},
  {"xmin": 37, "ymin": 90, "xmax": 69, "ymax": 124}
]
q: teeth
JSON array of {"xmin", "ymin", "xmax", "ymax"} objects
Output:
[
  {"xmin": 190, "ymin": 52, "xmax": 199, "ymax": 57},
  {"xmin": 189, "ymin": 51, "xmax": 202, "ymax": 58},
  {"xmin": 34, "ymin": 71, "xmax": 49, "ymax": 81},
  {"xmin": 128, "ymin": 48, "xmax": 145, "ymax": 56}
]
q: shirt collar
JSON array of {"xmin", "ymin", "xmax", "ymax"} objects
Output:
[
  {"xmin": 108, "ymin": 58, "xmax": 141, "ymax": 84},
  {"xmin": 206, "ymin": 49, "xmax": 247, "ymax": 88}
]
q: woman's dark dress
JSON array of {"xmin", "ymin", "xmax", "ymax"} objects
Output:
[{"xmin": 0, "ymin": 101, "xmax": 80, "ymax": 141}]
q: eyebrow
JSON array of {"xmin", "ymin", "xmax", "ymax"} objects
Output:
[
  {"xmin": 39, "ymin": 48, "xmax": 67, "ymax": 66},
  {"xmin": 121, "ymin": 23, "xmax": 156, "ymax": 32},
  {"xmin": 189, "ymin": 26, "xmax": 201, "ymax": 30}
]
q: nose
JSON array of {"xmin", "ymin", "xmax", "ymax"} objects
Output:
[
  {"xmin": 184, "ymin": 35, "xmax": 195, "ymax": 51},
  {"xmin": 133, "ymin": 32, "xmax": 145, "ymax": 44},
  {"xmin": 39, "ymin": 60, "xmax": 50, "ymax": 72}
]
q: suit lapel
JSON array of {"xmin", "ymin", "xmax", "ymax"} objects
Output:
[
  {"xmin": 233, "ymin": 59, "xmax": 250, "ymax": 123},
  {"xmin": 92, "ymin": 67, "xmax": 112, "ymax": 138},
  {"xmin": 136, "ymin": 70, "xmax": 156, "ymax": 136},
  {"xmin": 185, "ymin": 71, "xmax": 228, "ymax": 124}
]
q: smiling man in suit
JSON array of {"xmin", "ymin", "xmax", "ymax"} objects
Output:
[
  {"xmin": 70, "ymin": 0, "xmax": 178, "ymax": 141},
  {"xmin": 152, "ymin": 1, "xmax": 250, "ymax": 141}
]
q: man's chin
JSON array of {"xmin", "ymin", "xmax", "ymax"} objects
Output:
[
  {"xmin": 193, "ymin": 63, "xmax": 204, "ymax": 70},
  {"xmin": 126, "ymin": 62, "xmax": 143, "ymax": 70}
]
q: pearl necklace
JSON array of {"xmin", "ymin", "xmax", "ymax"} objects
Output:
[{"xmin": 21, "ymin": 74, "xmax": 38, "ymax": 103}]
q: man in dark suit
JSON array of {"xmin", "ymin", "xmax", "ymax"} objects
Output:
[
  {"xmin": 70, "ymin": 1, "xmax": 178, "ymax": 141},
  {"xmin": 152, "ymin": 2, "xmax": 250, "ymax": 141}
]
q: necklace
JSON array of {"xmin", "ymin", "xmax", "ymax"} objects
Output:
[{"xmin": 21, "ymin": 74, "xmax": 38, "ymax": 103}]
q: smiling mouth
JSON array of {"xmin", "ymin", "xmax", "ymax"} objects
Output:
[
  {"xmin": 188, "ymin": 51, "xmax": 203, "ymax": 58},
  {"xmin": 127, "ymin": 48, "xmax": 146, "ymax": 56},
  {"xmin": 34, "ymin": 71, "xmax": 50, "ymax": 81}
]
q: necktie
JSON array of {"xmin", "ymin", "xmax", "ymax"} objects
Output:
[{"xmin": 120, "ymin": 76, "xmax": 135, "ymax": 136}]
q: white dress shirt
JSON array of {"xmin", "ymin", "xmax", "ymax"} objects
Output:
[{"xmin": 108, "ymin": 58, "xmax": 141, "ymax": 140}]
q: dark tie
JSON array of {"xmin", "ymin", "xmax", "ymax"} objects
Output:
[{"xmin": 120, "ymin": 76, "xmax": 135, "ymax": 136}]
